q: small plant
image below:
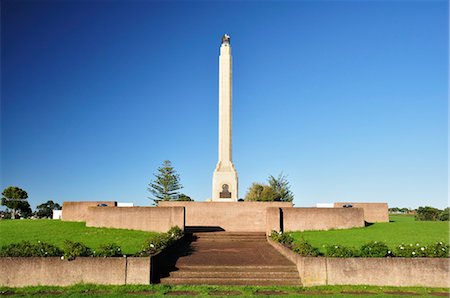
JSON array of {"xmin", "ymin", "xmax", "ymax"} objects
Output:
[
  {"xmin": 360, "ymin": 241, "xmax": 391, "ymax": 257},
  {"xmin": 269, "ymin": 230, "xmax": 293, "ymax": 246},
  {"xmin": 325, "ymin": 245, "xmax": 358, "ymax": 257},
  {"xmin": 0, "ymin": 241, "xmax": 62, "ymax": 257},
  {"xmin": 62, "ymin": 240, "xmax": 93, "ymax": 260},
  {"xmin": 96, "ymin": 243, "xmax": 122, "ymax": 257},
  {"xmin": 168, "ymin": 226, "xmax": 184, "ymax": 240},
  {"xmin": 138, "ymin": 226, "xmax": 184, "ymax": 257},
  {"xmin": 426, "ymin": 241, "xmax": 449, "ymax": 258},
  {"xmin": 293, "ymin": 239, "xmax": 321, "ymax": 257},
  {"xmin": 394, "ymin": 243, "xmax": 427, "ymax": 258}
]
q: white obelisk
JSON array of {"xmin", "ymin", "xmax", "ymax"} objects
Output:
[{"xmin": 212, "ymin": 34, "xmax": 238, "ymax": 202}]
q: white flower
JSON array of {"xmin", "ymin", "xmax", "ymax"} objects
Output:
[
  {"xmin": 335, "ymin": 246, "xmax": 338, "ymax": 248},
  {"xmin": 150, "ymin": 244, "xmax": 155, "ymax": 248},
  {"xmin": 412, "ymin": 252, "xmax": 416, "ymax": 255},
  {"xmin": 400, "ymin": 247, "xmax": 404, "ymax": 250},
  {"xmin": 374, "ymin": 241, "xmax": 377, "ymax": 244},
  {"xmin": 410, "ymin": 244, "xmax": 413, "ymax": 247},
  {"xmin": 278, "ymin": 231, "xmax": 282, "ymax": 235},
  {"xmin": 442, "ymin": 248, "xmax": 446, "ymax": 251},
  {"xmin": 388, "ymin": 251, "xmax": 391, "ymax": 254},
  {"xmin": 61, "ymin": 256, "xmax": 64, "ymax": 260},
  {"xmin": 421, "ymin": 247, "xmax": 425, "ymax": 251},
  {"xmin": 439, "ymin": 242, "xmax": 443, "ymax": 245},
  {"xmin": 416, "ymin": 243, "xmax": 419, "ymax": 246}
]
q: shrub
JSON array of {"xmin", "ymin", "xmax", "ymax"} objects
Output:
[
  {"xmin": 62, "ymin": 240, "xmax": 93, "ymax": 260},
  {"xmin": 138, "ymin": 226, "xmax": 184, "ymax": 257},
  {"xmin": 426, "ymin": 242, "xmax": 449, "ymax": 258},
  {"xmin": 394, "ymin": 243, "xmax": 428, "ymax": 258},
  {"xmin": 96, "ymin": 243, "xmax": 122, "ymax": 257},
  {"xmin": 439, "ymin": 208, "xmax": 449, "ymax": 221},
  {"xmin": 360, "ymin": 241, "xmax": 392, "ymax": 257},
  {"xmin": 415, "ymin": 206, "xmax": 441, "ymax": 221},
  {"xmin": 0, "ymin": 241, "xmax": 62, "ymax": 257},
  {"xmin": 293, "ymin": 239, "xmax": 321, "ymax": 257},
  {"xmin": 168, "ymin": 226, "xmax": 184, "ymax": 240},
  {"xmin": 269, "ymin": 230, "xmax": 293, "ymax": 246},
  {"xmin": 325, "ymin": 245, "xmax": 358, "ymax": 257}
]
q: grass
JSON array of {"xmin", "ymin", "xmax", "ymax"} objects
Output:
[
  {"xmin": 0, "ymin": 219, "xmax": 158, "ymax": 254},
  {"xmin": 290, "ymin": 214, "xmax": 449, "ymax": 253},
  {"xmin": 0, "ymin": 284, "xmax": 448, "ymax": 297}
]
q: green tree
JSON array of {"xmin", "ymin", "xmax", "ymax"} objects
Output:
[
  {"xmin": 148, "ymin": 160, "xmax": 183, "ymax": 204},
  {"xmin": 177, "ymin": 194, "xmax": 193, "ymax": 201},
  {"xmin": 35, "ymin": 200, "xmax": 62, "ymax": 218},
  {"xmin": 439, "ymin": 208, "xmax": 449, "ymax": 221},
  {"xmin": 415, "ymin": 206, "xmax": 441, "ymax": 221},
  {"xmin": 268, "ymin": 173, "xmax": 294, "ymax": 202},
  {"xmin": 1, "ymin": 186, "xmax": 30, "ymax": 219},
  {"xmin": 244, "ymin": 182, "xmax": 276, "ymax": 201}
]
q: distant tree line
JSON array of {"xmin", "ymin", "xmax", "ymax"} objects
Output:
[
  {"xmin": 1, "ymin": 186, "xmax": 61, "ymax": 220},
  {"xmin": 389, "ymin": 206, "xmax": 449, "ymax": 221}
]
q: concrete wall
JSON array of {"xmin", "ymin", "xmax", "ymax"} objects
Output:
[
  {"xmin": 158, "ymin": 201, "xmax": 293, "ymax": 232},
  {"xmin": 0, "ymin": 257, "xmax": 150, "ymax": 287},
  {"xmin": 62, "ymin": 201, "xmax": 116, "ymax": 222},
  {"xmin": 268, "ymin": 239, "xmax": 450, "ymax": 288},
  {"xmin": 334, "ymin": 202, "xmax": 389, "ymax": 223},
  {"xmin": 86, "ymin": 207, "xmax": 185, "ymax": 232},
  {"xmin": 267, "ymin": 207, "xmax": 365, "ymax": 232}
]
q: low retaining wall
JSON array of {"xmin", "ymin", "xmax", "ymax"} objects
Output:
[
  {"xmin": 62, "ymin": 201, "xmax": 117, "ymax": 222},
  {"xmin": 0, "ymin": 257, "xmax": 150, "ymax": 287},
  {"xmin": 268, "ymin": 239, "xmax": 450, "ymax": 287},
  {"xmin": 158, "ymin": 201, "xmax": 292, "ymax": 232},
  {"xmin": 267, "ymin": 207, "xmax": 365, "ymax": 233},
  {"xmin": 334, "ymin": 202, "xmax": 389, "ymax": 223},
  {"xmin": 86, "ymin": 206, "xmax": 185, "ymax": 232}
]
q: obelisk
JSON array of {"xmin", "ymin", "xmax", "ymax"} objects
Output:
[{"xmin": 212, "ymin": 34, "xmax": 238, "ymax": 201}]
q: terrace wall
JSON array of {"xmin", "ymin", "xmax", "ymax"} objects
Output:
[
  {"xmin": 268, "ymin": 239, "xmax": 450, "ymax": 288},
  {"xmin": 86, "ymin": 206, "xmax": 185, "ymax": 232},
  {"xmin": 158, "ymin": 201, "xmax": 293, "ymax": 232},
  {"xmin": 334, "ymin": 202, "xmax": 389, "ymax": 223},
  {"xmin": 62, "ymin": 201, "xmax": 116, "ymax": 222},
  {"xmin": 266, "ymin": 207, "xmax": 365, "ymax": 233},
  {"xmin": 0, "ymin": 257, "xmax": 150, "ymax": 287}
]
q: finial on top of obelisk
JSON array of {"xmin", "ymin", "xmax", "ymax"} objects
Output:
[{"xmin": 221, "ymin": 34, "xmax": 230, "ymax": 45}]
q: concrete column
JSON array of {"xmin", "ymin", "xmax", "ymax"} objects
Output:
[{"xmin": 212, "ymin": 34, "xmax": 238, "ymax": 201}]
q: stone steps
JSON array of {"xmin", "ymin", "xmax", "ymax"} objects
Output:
[
  {"xmin": 160, "ymin": 277, "xmax": 301, "ymax": 286},
  {"xmin": 157, "ymin": 232, "xmax": 301, "ymax": 286}
]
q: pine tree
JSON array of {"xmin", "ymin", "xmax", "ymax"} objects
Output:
[{"xmin": 148, "ymin": 160, "xmax": 183, "ymax": 204}]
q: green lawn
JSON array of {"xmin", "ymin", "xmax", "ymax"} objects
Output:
[
  {"xmin": 0, "ymin": 284, "xmax": 448, "ymax": 297},
  {"xmin": 0, "ymin": 220, "xmax": 157, "ymax": 254},
  {"xmin": 290, "ymin": 215, "xmax": 449, "ymax": 252}
]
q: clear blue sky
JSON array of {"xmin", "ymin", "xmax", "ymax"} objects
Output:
[{"xmin": 1, "ymin": 0, "xmax": 448, "ymax": 209}]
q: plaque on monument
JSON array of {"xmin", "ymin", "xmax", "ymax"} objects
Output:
[{"xmin": 219, "ymin": 184, "xmax": 232, "ymax": 198}]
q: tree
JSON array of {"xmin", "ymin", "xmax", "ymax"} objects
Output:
[
  {"xmin": 177, "ymin": 194, "xmax": 193, "ymax": 201},
  {"xmin": 35, "ymin": 200, "xmax": 62, "ymax": 218},
  {"xmin": 1, "ymin": 186, "xmax": 30, "ymax": 219},
  {"xmin": 148, "ymin": 160, "xmax": 183, "ymax": 204},
  {"xmin": 244, "ymin": 173, "xmax": 294, "ymax": 202},
  {"xmin": 439, "ymin": 208, "xmax": 449, "ymax": 221},
  {"xmin": 415, "ymin": 206, "xmax": 441, "ymax": 221},
  {"xmin": 244, "ymin": 183, "xmax": 276, "ymax": 201},
  {"xmin": 268, "ymin": 173, "xmax": 294, "ymax": 202}
]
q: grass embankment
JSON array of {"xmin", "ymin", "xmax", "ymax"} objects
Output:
[
  {"xmin": 0, "ymin": 220, "xmax": 157, "ymax": 254},
  {"xmin": 0, "ymin": 284, "xmax": 448, "ymax": 297},
  {"xmin": 290, "ymin": 214, "xmax": 449, "ymax": 253}
]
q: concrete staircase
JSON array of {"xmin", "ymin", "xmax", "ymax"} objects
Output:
[{"xmin": 159, "ymin": 232, "xmax": 301, "ymax": 286}]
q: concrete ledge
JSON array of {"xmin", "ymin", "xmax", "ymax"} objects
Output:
[
  {"xmin": 0, "ymin": 257, "xmax": 151, "ymax": 287},
  {"xmin": 267, "ymin": 239, "xmax": 450, "ymax": 287},
  {"xmin": 159, "ymin": 201, "xmax": 292, "ymax": 232},
  {"xmin": 62, "ymin": 201, "xmax": 116, "ymax": 222},
  {"xmin": 334, "ymin": 202, "xmax": 389, "ymax": 223},
  {"xmin": 86, "ymin": 207, "xmax": 185, "ymax": 232}
]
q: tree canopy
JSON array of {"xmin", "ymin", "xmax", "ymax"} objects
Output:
[
  {"xmin": 148, "ymin": 160, "xmax": 183, "ymax": 204},
  {"xmin": 244, "ymin": 173, "xmax": 294, "ymax": 202},
  {"xmin": 1, "ymin": 186, "xmax": 31, "ymax": 219},
  {"xmin": 35, "ymin": 200, "xmax": 62, "ymax": 218}
]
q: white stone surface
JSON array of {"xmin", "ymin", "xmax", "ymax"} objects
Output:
[
  {"xmin": 212, "ymin": 35, "xmax": 238, "ymax": 201},
  {"xmin": 52, "ymin": 210, "xmax": 62, "ymax": 219},
  {"xmin": 117, "ymin": 202, "xmax": 134, "ymax": 207}
]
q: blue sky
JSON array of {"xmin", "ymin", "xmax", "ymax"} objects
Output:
[{"xmin": 1, "ymin": 0, "xmax": 448, "ymax": 209}]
